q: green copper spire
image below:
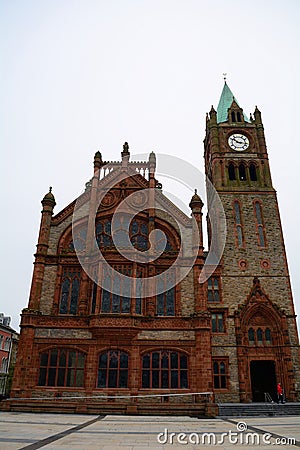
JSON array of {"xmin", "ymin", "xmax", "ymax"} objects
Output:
[{"xmin": 217, "ymin": 81, "xmax": 249, "ymax": 123}]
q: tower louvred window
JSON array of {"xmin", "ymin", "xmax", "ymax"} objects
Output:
[
  {"xmin": 239, "ymin": 163, "xmax": 246, "ymax": 181},
  {"xmin": 250, "ymin": 163, "xmax": 257, "ymax": 181},
  {"xmin": 228, "ymin": 163, "xmax": 236, "ymax": 181}
]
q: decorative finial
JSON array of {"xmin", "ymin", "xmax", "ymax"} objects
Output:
[
  {"xmin": 121, "ymin": 142, "xmax": 130, "ymax": 160},
  {"xmin": 123, "ymin": 142, "xmax": 129, "ymax": 154},
  {"xmin": 189, "ymin": 189, "xmax": 203, "ymax": 210},
  {"xmin": 223, "ymin": 72, "xmax": 227, "ymax": 82},
  {"xmin": 42, "ymin": 186, "xmax": 56, "ymax": 207}
]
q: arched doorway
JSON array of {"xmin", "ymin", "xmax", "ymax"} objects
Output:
[
  {"xmin": 234, "ymin": 278, "xmax": 296, "ymax": 403},
  {"xmin": 250, "ymin": 360, "xmax": 276, "ymax": 402}
]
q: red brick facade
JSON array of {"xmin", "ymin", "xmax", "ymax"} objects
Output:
[{"xmin": 6, "ymin": 86, "xmax": 300, "ymax": 414}]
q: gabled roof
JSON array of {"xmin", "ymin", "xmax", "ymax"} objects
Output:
[
  {"xmin": 51, "ymin": 163, "xmax": 191, "ymax": 227},
  {"xmin": 217, "ymin": 81, "xmax": 249, "ymax": 123},
  {"xmin": 52, "ymin": 166, "xmax": 150, "ymax": 225}
]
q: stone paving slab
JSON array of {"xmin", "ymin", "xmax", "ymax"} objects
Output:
[{"xmin": 0, "ymin": 412, "xmax": 299, "ymax": 449}]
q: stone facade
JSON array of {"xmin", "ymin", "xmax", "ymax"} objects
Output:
[
  {"xmin": 204, "ymin": 83, "xmax": 300, "ymax": 402},
  {"xmin": 7, "ymin": 85, "xmax": 300, "ymax": 415}
]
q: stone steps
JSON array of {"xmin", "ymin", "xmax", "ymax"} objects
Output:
[
  {"xmin": 0, "ymin": 399, "xmax": 217, "ymax": 417},
  {"xmin": 218, "ymin": 402, "xmax": 300, "ymax": 417}
]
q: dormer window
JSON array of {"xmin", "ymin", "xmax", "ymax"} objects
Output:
[{"xmin": 228, "ymin": 103, "xmax": 244, "ymax": 124}]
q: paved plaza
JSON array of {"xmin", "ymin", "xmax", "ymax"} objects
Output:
[{"xmin": 0, "ymin": 411, "xmax": 299, "ymax": 449}]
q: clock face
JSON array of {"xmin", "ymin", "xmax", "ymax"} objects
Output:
[{"xmin": 228, "ymin": 133, "xmax": 249, "ymax": 151}]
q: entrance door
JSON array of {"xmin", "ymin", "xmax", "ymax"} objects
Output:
[{"xmin": 250, "ymin": 360, "xmax": 276, "ymax": 402}]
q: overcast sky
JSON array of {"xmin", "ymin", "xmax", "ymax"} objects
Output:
[{"xmin": 1, "ymin": 0, "xmax": 299, "ymax": 332}]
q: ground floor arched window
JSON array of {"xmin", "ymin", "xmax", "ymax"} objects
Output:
[
  {"xmin": 97, "ymin": 350, "xmax": 128, "ymax": 388},
  {"xmin": 38, "ymin": 348, "xmax": 85, "ymax": 387},
  {"xmin": 142, "ymin": 350, "xmax": 188, "ymax": 389}
]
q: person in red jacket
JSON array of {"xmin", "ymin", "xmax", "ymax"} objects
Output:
[{"xmin": 277, "ymin": 382, "xmax": 285, "ymax": 404}]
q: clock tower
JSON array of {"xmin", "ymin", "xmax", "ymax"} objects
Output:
[{"xmin": 204, "ymin": 81, "xmax": 300, "ymax": 402}]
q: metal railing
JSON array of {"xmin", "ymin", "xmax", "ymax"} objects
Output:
[{"xmin": 264, "ymin": 392, "xmax": 275, "ymax": 415}]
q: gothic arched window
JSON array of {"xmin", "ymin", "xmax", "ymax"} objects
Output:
[
  {"xmin": 101, "ymin": 265, "xmax": 132, "ymax": 314},
  {"xmin": 68, "ymin": 227, "xmax": 87, "ymax": 252},
  {"xmin": 91, "ymin": 281, "xmax": 98, "ymax": 314},
  {"xmin": 130, "ymin": 220, "xmax": 149, "ymax": 251},
  {"xmin": 254, "ymin": 201, "xmax": 266, "ymax": 247},
  {"xmin": 59, "ymin": 269, "xmax": 81, "ymax": 314},
  {"xmin": 97, "ymin": 350, "xmax": 128, "ymax": 388},
  {"xmin": 142, "ymin": 350, "xmax": 188, "ymax": 389},
  {"xmin": 257, "ymin": 328, "xmax": 263, "ymax": 343},
  {"xmin": 213, "ymin": 360, "xmax": 227, "ymax": 389},
  {"xmin": 248, "ymin": 328, "xmax": 255, "ymax": 343},
  {"xmin": 228, "ymin": 163, "xmax": 236, "ymax": 181},
  {"xmin": 96, "ymin": 220, "xmax": 112, "ymax": 248},
  {"xmin": 249, "ymin": 163, "xmax": 257, "ymax": 181},
  {"xmin": 239, "ymin": 163, "xmax": 246, "ymax": 181},
  {"xmin": 156, "ymin": 270, "xmax": 176, "ymax": 316},
  {"xmin": 94, "ymin": 217, "xmax": 175, "ymax": 253},
  {"xmin": 233, "ymin": 201, "xmax": 244, "ymax": 247},
  {"xmin": 265, "ymin": 328, "xmax": 272, "ymax": 343},
  {"xmin": 207, "ymin": 277, "xmax": 220, "ymax": 302}
]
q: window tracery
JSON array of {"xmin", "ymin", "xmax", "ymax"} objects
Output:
[
  {"xmin": 97, "ymin": 350, "xmax": 128, "ymax": 388},
  {"xmin": 213, "ymin": 360, "xmax": 228, "ymax": 389},
  {"xmin": 68, "ymin": 217, "xmax": 176, "ymax": 253},
  {"xmin": 59, "ymin": 269, "xmax": 81, "ymax": 314}
]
